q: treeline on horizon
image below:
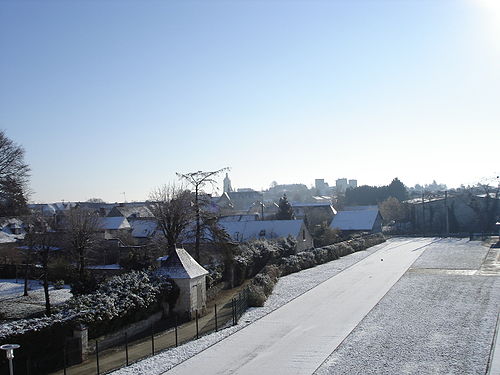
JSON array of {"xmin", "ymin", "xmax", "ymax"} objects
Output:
[{"xmin": 344, "ymin": 178, "xmax": 408, "ymax": 206}]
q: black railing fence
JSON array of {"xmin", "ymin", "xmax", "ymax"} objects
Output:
[{"xmin": 1, "ymin": 287, "xmax": 250, "ymax": 375}]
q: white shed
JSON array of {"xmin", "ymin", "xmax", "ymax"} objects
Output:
[{"xmin": 157, "ymin": 248, "xmax": 208, "ymax": 319}]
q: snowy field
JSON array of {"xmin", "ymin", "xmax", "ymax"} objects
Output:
[
  {"xmin": 112, "ymin": 237, "xmax": 424, "ymax": 375},
  {"xmin": 411, "ymin": 237, "xmax": 490, "ymax": 270},
  {"xmin": 314, "ymin": 238, "xmax": 499, "ymax": 375},
  {"xmin": 0, "ymin": 279, "xmax": 72, "ymax": 319}
]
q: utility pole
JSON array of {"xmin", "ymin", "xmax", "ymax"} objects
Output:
[
  {"xmin": 421, "ymin": 192, "xmax": 425, "ymax": 235},
  {"xmin": 445, "ymin": 190, "xmax": 449, "ymax": 236}
]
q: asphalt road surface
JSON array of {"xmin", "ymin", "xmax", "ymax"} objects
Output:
[{"xmin": 163, "ymin": 238, "xmax": 436, "ymax": 375}]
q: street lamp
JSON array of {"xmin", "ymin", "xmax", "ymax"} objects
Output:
[{"xmin": 0, "ymin": 344, "xmax": 20, "ymax": 375}]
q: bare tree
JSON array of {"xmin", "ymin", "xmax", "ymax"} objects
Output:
[
  {"xmin": 176, "ymin": 168, "xmax": 229, "ymax": 261},
  {"xmin": 148, "ymin": 184, "xmax": 194, "ymax": 254},
  {"xmin": 0, "ymin": 130, "xmax": 30, "ymax": 216},
  {"xmin": 23, "ymin": 214, "xmax": 58, "ymax": 315},
  {"xmin": 65, "ymin": 208, "xmax": 101, "ymax": 281}
]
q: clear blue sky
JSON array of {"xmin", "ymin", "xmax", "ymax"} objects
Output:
[{"xmin": 1, "ymin": 0, "xmax": 498, "ymax": 203}]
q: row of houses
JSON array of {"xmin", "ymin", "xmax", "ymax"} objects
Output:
[{"xmin": 3, "ymin": 199, "xmax": 383, "ymax": 249}]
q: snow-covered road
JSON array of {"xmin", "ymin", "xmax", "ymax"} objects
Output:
[{"xmin": 163, "ymin": 238, "xmax": 435, "ymax": 375}]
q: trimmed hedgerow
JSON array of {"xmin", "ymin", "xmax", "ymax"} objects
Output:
[
  {"xmin": 247, "ymin": 233, "xmax": 385, "ymax": 307},
  {"xmin": 0, "ymin": 271, "xmax": 176, "ymax": 341},
  {"xmin": 247, "ymin": 265, "xmax": 281, "ymax": 307},
  {"xmin": 229, "ymin": 236, "xmax": 297, "ymax": 287}
]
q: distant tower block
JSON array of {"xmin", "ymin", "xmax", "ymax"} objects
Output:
[
  {"xmin": 336, "ymin": 178, "xmax": 348, "ymax": 194},
  {"xmin": 348, "ymin": 179, "xmax": 357, "ymax": 189},
  {"xmin": 223, "ymin": 173, "xmax": 233, "ymax": 193}
]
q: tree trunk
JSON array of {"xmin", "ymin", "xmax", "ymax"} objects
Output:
[
  {"xmin": 79, "ymin": 249, "xmax": 85, "ymax": 281},
  {"xmin": 23, "ymin": 261, "xmax": 30, "ymax": 296},
  {"xmin": 42, "ymin": 249, "xmax": 51, "ymax": 316},
  {"xmin": 195, "ymin": 185, "xmax": 201, "ymax": 262}
]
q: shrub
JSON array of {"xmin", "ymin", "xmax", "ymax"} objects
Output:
[
  {"xmin": 247, "ymin": 284, "xmax": 267, "ymax": 307},
  {"xmin": 258, "ymin": 234, "xmax": 386, "ymax": 304},
  {"xmin": 53, "ymin": 280, "xmax": 65, "ymax": 289},
  {"xmin": 0, "ymin": 271, "xmax": 176, "ymax": 341}
]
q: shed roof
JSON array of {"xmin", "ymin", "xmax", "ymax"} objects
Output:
[
  {"xmin": 330, "ymin": 209, "xmax": 380, "ymax": 231},
  {"xmin": 158, "ymin": 248, "xmax": 208, "ymax": 279}
]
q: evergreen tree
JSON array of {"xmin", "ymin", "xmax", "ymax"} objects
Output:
[
  {"xmin": 387, "ymin": 178, "xmax": 409, "ymax": 201},
  {"xmin": 276, "ymin": 194, "xmax": 295, "ymax": 220}
]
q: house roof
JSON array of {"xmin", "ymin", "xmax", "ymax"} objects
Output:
[
  {"xmin": 343, "ymin": 205, "xmax": 379, "ymax": 211},
  {"xmin": 219, "ymin": 220, "xmax": 304, "ymax": 242},
  {"xmin": 158, "ymin": 248, "xmax": 208, "ymax": 279},
  {"xmin": 108, "ymin": 205, "xmax": 154, "ymax": 219},
  {"xmin": 100, "ymin": 217, "xmax": 131, "ymax": 230},
  {"xmin": 130, "ymin": 219, "xmax": 157, "ymax": 238},
  {"xmin": 330, "ymin": 209, "xmax": 380, "ymax": 231},
  {"xmin": 291, "ymin": 202, "xmax": 334, "ymax": 208},
  {"xmin": 0, "ymin": 218, "xmax": 25, "ymax": 243},
  {"xmin": 219, "ymin": 214, "xmax": 259, "ymax": 222}
]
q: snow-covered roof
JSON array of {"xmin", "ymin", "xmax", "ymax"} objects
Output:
[
  {"xmin": 219, "ymin": 214, "xmax": 259, "ymax": 222},
  {"xmin": 158, "ymin": 248, "xmax": 208, "ymax": 279},
  {"xmin": 41, "ymin": 202, "xmax": 77, "ymax": 215},
  {"xmin": 108, "ymin": 205, "xmax": 154, "ymax": 219},
  {"xmin": 343, "ymin": 205, "xmax": 379, "ymax": 211},
  {"xmin": 0, "ymin": 218, "xmax": 23, "ymax": 230},
  {"xmin": 86, "ymin": 264, "xmax": 122, "ymax": 270},
  {"xmin": 100, "ymin": 217, "xmax": 131, "ymax": 230},
  {"xmin": 0, "ymin": 231, "xmax": 23, "ymax": 243},
  {"xmin": 291, "ymin": 202, "xmax": 333, "ymax": 207},
  {"xmin": 219, "ymin": 220, "xmax": 304, "ymax": 242},
  {"xmin": 0, "ymin": 218, "xmax": 25, "ymax": 242},
  {"xmin": 330, "ymin": 209, "xmax": 380, "ymax": 231},
  {"xmin": 130, "ymin": 219, "xmax": 157, "ymax": 238},
  {"xmin": 17, "ymin": 245, "xmax": 61, "ymax": 251}
]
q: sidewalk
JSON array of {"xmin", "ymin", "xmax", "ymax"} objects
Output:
[{"xmin": 50, "ymin": 282, "xmax": 249, "ymax": 375}]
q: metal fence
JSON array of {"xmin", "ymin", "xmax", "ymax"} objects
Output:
[{"xmin": 1, "ymin": 287, "xmax": 250, "ymax": 375}]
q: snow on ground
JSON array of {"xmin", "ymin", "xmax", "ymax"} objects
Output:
[
  {"xmin": 314, "ymin": 239, "xmax": 500, "ymax": 375},
  {"xmin": 411, "ymin": 237, "xmax": 490, "ymax": 270},
  {"xmin": 0, "ymin": 279, "xmax": 47, "ymax": 300},
  {"xmin": 112, "ymin": 238, "xmax": 415, "ymax": 375},
  {"xmin": 0, "ymin": 279, "xmax": 72, "ymax": 319}
]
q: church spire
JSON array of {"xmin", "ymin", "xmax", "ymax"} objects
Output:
[{"xmin": 223, "ymin": 173, "xmax": 233, "ymax": 193}]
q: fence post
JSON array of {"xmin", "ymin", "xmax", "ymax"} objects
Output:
[
  {"xmin": 236, "ymin": 292, "xmax": 241, "ymax": 323},
  {"xmin": 96, "ymin": 340, "xmax": 100, "ymax": 375},
  {"xmin": 63, "ymin": 345, "xmax": 67, "ymax": 375},
  {"xmin": 215, "ymin": 304, "xmax": 218, "ymax": 332},
  {"xmin": 151, "ymin": 323, "xmax": 155, "ymax": 355},
  {"xmin": 125, "ymin": 332, "xmax": 129, "ymax": 366},
  {"xmin": 196, "ymin": 310, "xmax": 199, "ymax": 339},
  {"xmin": 175, "ymin": 316, "xmax": 178, "ymax": 347},
  {"xmin": 232, "ymin": 298, "xmax": 236, "ymax": 325}
]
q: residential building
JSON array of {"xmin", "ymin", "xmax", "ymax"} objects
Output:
[
  {"xmin": 107, "ymin": 204, "xmax": 154, "ymax": 221},
  {"xmin": 330, "ymin": 209, "xmax": 383, "ymax": 233},
  {"xmin": 291, "ymin": 202, "xmax": 337, "ymax": 226},
  {"xmin": 219, "ymin": 219, "xmax": 313, "ymax": 251}
]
